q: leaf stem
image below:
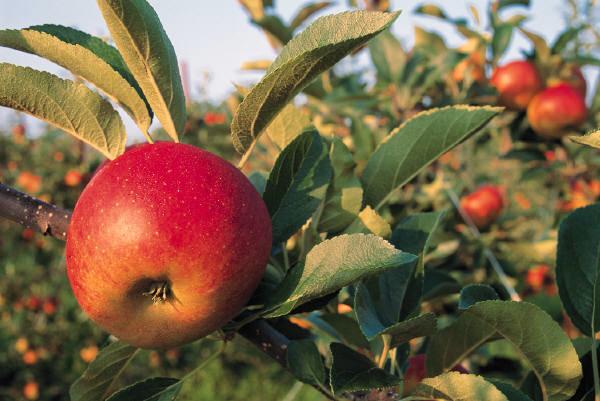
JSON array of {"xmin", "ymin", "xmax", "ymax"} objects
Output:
[
  {"xmin": 282, "ymin": 242, "xmax": 291, "ymax": 271},
  {"xmin": 237, "ymin": 140, "xmax": 258, "ymax": 170},
  {"xmin": 378, "ymin": 334, "xmax": 392, "ymax": 369}
]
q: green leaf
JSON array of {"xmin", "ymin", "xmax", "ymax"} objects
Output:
[
  {"xmin": 0, "ymin": 25, "xmax": 152, "ymax": 133},
  {"xmin": 263, "ymin": 130, "xmax": 332, "ymax": 244},
  {"xmin": 490, "ymin": 380, "xmax": 535, "ymax": 401},
  {"xmin": 415, "ymin": 372, "xmax": 509, "ymax": 401},
  {"xmin": 570, "ymin": 129, "xmax": 600, "ymax": 150},
  {"xmin": 423, "ymin": 269, "xmax": 461, "ymax": 300},
  {"xmin": 498, "ymin": 0, "xmax": 530, "ymax": 10},
  {"xmin": 0, "ymin": 63, "xmax": 126, "ymax": 159},
  {"xmin": 458, "ymin": 284, "xmax": 499, "ymax": 310},
  {"xmin": 287, "ymin": 340, "xmax": 326, "ymax": 386},
  {"xmin": 97, "ymin": 0, "xmax": 186, "ymax": 141},
  {"xmin": 413, "ymin": 4, "xmax": 448, "ymax": 19},
  {"xmin": 361, "ymin": 106, "xmax": 501, "ymax": 208},
  {"xmin": 551, "ymin": 25, "xmax": 585, "ymax": 54},
  {"xmin": 231, "ymin": 10, "xmax": 400, "ymax": 153},
  {"xmin": 264, "ymin": 234, "xmax": 417, "ymax": 317},
  {"xmin": 252, "ymin": 15, "xmax": 292, "ymax": 45},
  {"xmin": 317, "ymin": 313, "xmax": 370, "ymax": 349},
  {"xmin": 70, "ymin": 341, "xmax": 138, "ymax": 401},
  {"xmin": 106, "ymin": 377, "xmax": 181, "ymax": 401},
  {"xmin": 372, "ymin": 313, "xmax": 437, "ymax": 347},
  {"xmin": 414, "ymin": 26, "xmax": 447, "ymax": 53},
  {"xmin": 519, "ymin": 28, "xmax": 551, "ymax": 62},
  {"xmin": 329, "ymin": 342, "xmax": 400, "ymax": 395},
  {"xmin": 556, "ymin": 203, "xmax": 600, "ymax": 336},
  {"xmin": 369, "ymin": 30, "xmax": 406, "ymax": 83},
  {"xmin": 290, "ymin": 2, "xmax": 336, "ymax": 31},
  {"xmin": 264, "ymin": 103, "xmax": 311, "ymax": 150},
  {"xmin": 426, "ymin": 301, "xmax": 582, "ymax": 401},
  {"xmin": 317, "ymin": 138, "xmax": 364, "ymax": 233},
  {"xmin": 492, "ymin": 24, "xmax": 515, "ymax": 62}
]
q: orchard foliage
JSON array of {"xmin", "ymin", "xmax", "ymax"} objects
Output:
[{"xmin": 0, "ymin": 0, "xmax": 600, "ymax": 401}]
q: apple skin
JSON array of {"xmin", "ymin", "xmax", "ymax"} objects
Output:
[
  {"xmin": 460, "ymin": 185, "xmax": 504, "ymax": 229},
  {"xmin": 66, "ymin": 142, "xmax": 272, "ymax": 349},
  {"xmin": 527, "ymin": 83, "xmax": 587, "ymax": 139},
  {"xmin": 490, "ymin": 60, "xmax": 543, "ymax": 110}
]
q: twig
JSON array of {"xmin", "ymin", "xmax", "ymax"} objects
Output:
[
  {"xmin": 0, "ymin": 183, "xmax": 71, "ymax": 240},
  {"xmin": 445, "ymin": 188, "xmax": 521, "ymax": 302}
]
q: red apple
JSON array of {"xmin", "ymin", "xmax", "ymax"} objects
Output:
[
  {"xmin": 491, "ymin": 60, "xmax": 543, "ymax": 110},
  {"xmin": 460, "ymin": 185, "xmax": 504, "ymax": 229},
  {"xmin": 527, "ymin": 84, "xmax": 587, "ymax": 138},
  {"xmin": 66, "ymin": 142, "xmax": 272, "ymax": 349},
  {"xmin": 64, "ymin": 170, "xmax": 83, "ymax": 187}
]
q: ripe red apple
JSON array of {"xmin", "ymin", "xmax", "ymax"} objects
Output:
[
  {"xmin": 547, "ymin": 63, "xmax": 586, "ymax": 97},
  {"xmin": 459, "ymin": 185, "xmax": 504, "ymax": 229},
  {"xmin": 66, "ymin": 142, "xmax": 272, "ymax": 349},
  {"xmin": 490, "ymin": 60, "xmax": 543, "ymax": 110},
  {"xmin": 527, "ymin": 83, "xmax": 587, "ymax": 138},
  {"xmin": 64, "ymin": 170, "xmax": 83, "ymax": 187}
]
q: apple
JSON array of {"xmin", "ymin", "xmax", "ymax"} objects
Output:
[
  {"xmin": 23, "ymin": 381, "xmax": 39, "ymax": 400},
  {"xmin": 66, "ymin": 142, "xmax": 272, "ymax": 349},
  {"xmin": 527, "ymin": 84, "xmax": 587, "ymax": 138},
  {"xmin": 64, "ymin": 170, "xmax": 83, "ymax": 187},
  {"xmin": 547, "ymin": 63, "xmax": 586, "ymax": 97},
  {"xmin": 490, "ymin": 60, "xmax": 543, "ymax": 110},
  {"xmin": 459, "ymin": 185, "xmax": 504, "ymax": 229}
]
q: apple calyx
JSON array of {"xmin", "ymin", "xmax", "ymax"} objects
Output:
[{"xmin": 143, "ymin": 280, "xmax": 172, "ymax": 304}]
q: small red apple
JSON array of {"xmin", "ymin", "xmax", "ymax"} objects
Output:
[
  {"xmin": 42, "ymin": 298, "xmax": 57, "ymax": 315},
  {"xmin": 459, "ymin": 185, "xmax": 504, "ymax": 229},
  {"xmin": 547, "ymin": 63, "xmax": 586, "ymax": 97},
  {"xmin": 66, "ymin": 142, "xmax": 272, "ymax": 349},
  {"xmin": 527, "ymin": 83, "xmax": 587, "ymax": 138},
  {"xmin": 64, "ymin": 170, "xmax": 83, "ymax": 187},
  {"xmin": 491, "ymin": 60, "xmax": 543, "ymax": 110},
  {"xmin": 23, "ymin": 380, "xmax": 39, "ymax": 400}
]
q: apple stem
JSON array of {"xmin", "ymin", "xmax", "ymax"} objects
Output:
[{"xmin": 143, "ymin": 281, "xmax": 171, "ymax": 303}]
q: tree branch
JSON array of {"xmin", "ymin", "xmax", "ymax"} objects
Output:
[{"xmin": 0, "ymin": 182, "xmax": 71, "ymax": 240}]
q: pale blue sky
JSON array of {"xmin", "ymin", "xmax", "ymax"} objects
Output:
[{"xmin": 0, "ymin": 0, "xmax": 582, "ymax": 140}]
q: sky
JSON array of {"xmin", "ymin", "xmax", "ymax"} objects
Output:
[{"xmin": 0, "ymin": 0, "xmax": 585, "ymax": 140}]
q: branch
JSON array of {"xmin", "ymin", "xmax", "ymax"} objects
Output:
[
  {"xmin": 0, "ymin": 183, "xmax": 402, "ymax": 401},
  {"xmin": 0, "ymin": 182, "xmax": 71, "ymax": 240}
]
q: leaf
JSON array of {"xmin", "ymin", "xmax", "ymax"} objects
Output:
[
  {"xmin": 426, "ymin": 301, "xmax": 582, "ymax": 401},
  {"xmin": 106, "ymin": 377, "xmax": 181, "ymax": 401},
  {"xmin": 329, "ymin": 342, "xmax": 400, "ymax": 395},
  {"xmin": 263, "ymin": 130, "xmax": 332, "ymax": 244},
  {"xmin": 490, "ymin": 380, "xmax": 535, "ymax": 401},
  {"xmin": 317, "ymin": 313, "xmax": 370, "ymax": 349},
  {"xmin": 289, "ymin": 1, "xmax": 335, "ymax": 31},
  {"xmin": 252, "ymin": 15, "xmax": 292, "ymax": 45},
  {"xmin": 519, "ymin": 28, "xmax": 551, "ymax": 62},
  {"xmin": 0, "ymin": 63, "xmax": 126, "ymax": 159},
  {"xmin": 413, "ymin": 4, "xmax": 448, "ymax": 19},
  {"xmin": 556, "ymin": 203, "xmax": 600, "ymax": 336},
  {"xmin": 344, "ymin": 206, "xmax": 391, "ymax": 238},
  {"xmin": 287, "ymin": 340, "xmax": 326, "ymax": 386},
  {"xmin": 264, "ymin": 103, "xmax": 311, "ymax": 150},
  {"xmin": 358, "ymin": 309, "xmax": 437, "ymax": 347},
  {"xmin": 97, "ymin": 0, "xmax": 186, "ymax": 141},
  {"xmin": 458, "ymin": 284, "xmax": 499, "ymax": 310},
  {"xmin": 551, "ymin": 25, "xmax": 585, "ymax": 54},
  {"xmin": 70, "ymin": 341, "xmax": 138, "ymax": 401},
  {"xmin": 415, "ymin": 372, "xmax": 509, "ymax": 401},
  {"xmin": 492, "ymin": 24, "xmax": 515, "ymax": 62},
  {"xmin": 414, "ymin": 26, "xmax": 447, "ymax": 53},
  {"xmin": 264, "ymin": 234, "xmax": 417, "ymax": 317},
  {"xmin": 231, "ymin": 10, "xmax": 400, "ymax": 153},
  {"xmin": 317, "ymin": 138, "xmax": 364, "ymax": 233},
  {"xmin": 368, "ymin": 30, "xmax": 406, "ymax": 83},
  {"xmin": 570, "ymin": 129, "xmax": 600, "ymax": 150},
  {"xmin": 423, "ymin": 269, "xmax": 461, "ymax": 300},
  {"xmin": 498, "ymin": 0, "xmax": 530, "ymax": 10},
  {"xmin": 0, "ymin": 25, "xmax": 152, "ymax": 133},
  {"xmin": 362, "ymin": 106, "xmax": 501, "ymax": 208}
]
